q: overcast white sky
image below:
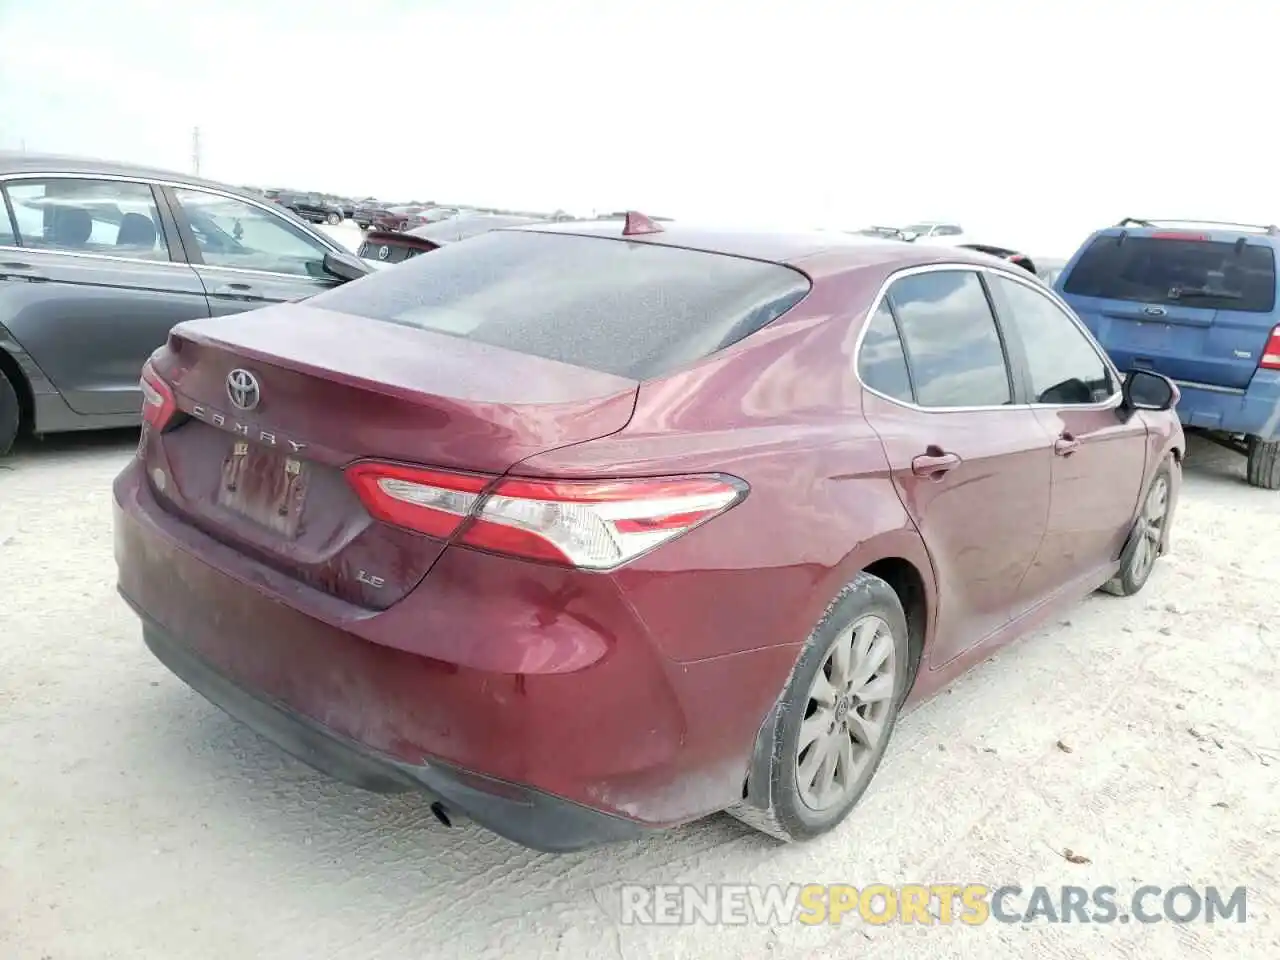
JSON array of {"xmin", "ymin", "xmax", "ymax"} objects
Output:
[{"xmin": 1, "ymin": 0, "xmax": 1277, "ymax": 255}]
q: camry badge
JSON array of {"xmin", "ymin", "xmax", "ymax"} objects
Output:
[{"xmin": 226, "ymin": 368, "xmax": 261, "ymax": 411}]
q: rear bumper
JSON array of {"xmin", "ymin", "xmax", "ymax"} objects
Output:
[
  {"xmin": 1174, "ymin": 371, "xmax": 1280, "ymax": 441},
  {"xmin": 131, "ymin": 599, "xmax": 649, "ymax": 852},
  {"xmin": 113, "ymin": 459, "xmax": 797, "ymax": 842}
]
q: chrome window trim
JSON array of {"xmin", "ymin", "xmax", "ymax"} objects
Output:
[
  {"xmin": 853, "ymin": 261, "xmax": 1125, "ymax": 414},
  {"xmin": 0, "ymin": 169, "xmax": 345, "ymax": 281},
  {"xmin": 0, "ymin": 241, "xmax": 194, "ymax": 270}
]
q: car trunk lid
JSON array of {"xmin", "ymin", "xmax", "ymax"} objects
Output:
[{"xmin": 145, "ymin": 303, "xmax": 639, "ymax": 608}]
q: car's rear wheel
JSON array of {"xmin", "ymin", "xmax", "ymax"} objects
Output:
[
  {"xmin": 1101, "ymin": 458, "xmax": 1174, "ymax": 596},
  {"xmin": 1246, "ymin": 437, "xmax": 1280, "ymax": 490},
  {"xmin": 326, "ymin": 211, "xmax": 341, "ymax": 225},
  {"xmin": 727, "ymin": 571, "xmax": 910, "ymax": 842},
  {"xmin": 0, "ymin": 368, "xmax": 20, "ymax": 457}
]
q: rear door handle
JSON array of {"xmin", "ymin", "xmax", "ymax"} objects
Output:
[
  {"xmin": 1054, "ymin": 433, "xmax": 1081, "ymax": 456},
  {"xmin": 911, "ymin": 450, "xmax": 962, "ymax": 478},
  {"xmin": 213, "ymin": 282, "xmax": 256, "ymax": 298},
  {"xmin": 0, "ymin": 260, "xmax": 45, "ymax": 282}
]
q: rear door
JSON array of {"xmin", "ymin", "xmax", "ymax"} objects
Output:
[
  {"xmin": 1059, "ymin": 231, "xmax": 1278, "ymax": 389},
  {"xmin": 987, "ymin": 271, "xmax": 1147, "ymax": 596},
  {"xmin": 0, "ymin": 175, "xmax": 209, "ymax": 416},
  {"xmin": 165, "ymin": 186, "xmax": 342, "ymax": 313},
  {"xmin": 856, "ymin": 267, "xmax": 1054, "ymax": 669}
]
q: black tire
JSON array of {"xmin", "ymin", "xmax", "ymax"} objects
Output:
[
  {"xmin": 1100, "ymin": 457, "xmax": 1175, "ymax": 597},
  {"xmin": 727, "ymin": 571, "xmax": 910, "ymax": 842},
  {"xmin": 0, "ymin": 368, "xmax": 20, "ymax": 457},
  {"xmin": 1246, "ymin": 437, "xmax": 1280, "ymax": 490},
  {"xmin": 326, "ymin": 211, "xmax": 341, "ymax": 225}
]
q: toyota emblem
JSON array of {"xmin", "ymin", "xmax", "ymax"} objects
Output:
[
  {"xmin": 1143, "ymin": 305, "xmax": 1168, "ymax": 317},
  {"xmin": 226, "ymin": 368, "xmax": 261, "ymax": 411}
]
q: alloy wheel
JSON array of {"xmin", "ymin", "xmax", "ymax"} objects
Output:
[
  {"xmin": 1131, "ymin": 476, "xmax": 1169, "ymax": 584},
  {"xmin": 795, "ymin": 614, "xmax": 898, "ymax": 811}
]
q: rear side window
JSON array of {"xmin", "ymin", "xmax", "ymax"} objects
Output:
[
  {"xmin": 4, "ymin": 178, "xmax": 171, "ymax": 261},
  {"xmin": 1062, "ymin": 235, "xmax": 1277, "ymax": 313},
  {"xmin": 988, "ymin": 275, "xmax": 1115, "ymax": 404},
  {"xmin": 888, "ymin": 271, "xmax": 1012, "ymax": 408},
  {"xmin": 309, "ymin": 230, "xmax": 811, "ymax": 380},
  {"xmin": 857, "ymin": 302, "xmax": 913, "ymax": 402}
]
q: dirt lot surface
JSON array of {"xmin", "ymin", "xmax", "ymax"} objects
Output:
[{"xmin": 1, "ymin": 428, "xmax": 1277, "ymax": 959}]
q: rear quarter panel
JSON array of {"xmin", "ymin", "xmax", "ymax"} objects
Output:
[{"xmin": 514, "ymin": 267, "xmax": 939, "ymax": 665}]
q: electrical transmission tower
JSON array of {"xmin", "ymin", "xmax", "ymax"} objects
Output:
[{"xmin": 191, "ymin": 127, "xmax": 201, "ymax": 176}]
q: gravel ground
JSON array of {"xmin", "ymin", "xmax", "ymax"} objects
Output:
[{"xmin": 1, "ymin": 424, "xmax": 1277, "ymax": 959}]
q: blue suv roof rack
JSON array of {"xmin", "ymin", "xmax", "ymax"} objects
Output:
[{"xmin": 1115, "ymin": 217, "xmax": 1280, "ymax": 236}]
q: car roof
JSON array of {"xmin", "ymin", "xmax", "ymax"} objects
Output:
[
  {"xmin": 1087, "ymin": 221, "xmax": 1280, "ymax": 246},
  {"xmin": 409, "ymin": 213, "xmax": 545, "ymax": 243},
  {"xmin": 512, "ymin": 219, "xmax": 1007, "ymax": 277},
  {"xmin": 0, "ymin": 150, "xmax": 270, "ymax": 203}
]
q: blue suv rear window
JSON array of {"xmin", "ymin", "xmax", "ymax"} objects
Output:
[{"xmin": 1061, "ymin": 235, "xmax": 1277, "ymax": 313}]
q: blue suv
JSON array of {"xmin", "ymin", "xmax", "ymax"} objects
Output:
[{"xmin": 1056, "ymin": 219, "xmax": 1280, "ymax": 489}]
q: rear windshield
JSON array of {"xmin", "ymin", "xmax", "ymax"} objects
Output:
[
  {"xmin": 310, "ymin": 230, "xmax": 811, "ymax": 380},
  {"xmin": 1061, "ymin": 235, "xmax": 1277, "ymax": 313}
]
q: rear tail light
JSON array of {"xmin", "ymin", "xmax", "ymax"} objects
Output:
[
  {"xmin": 345, "ymin": 462, "xmax": 489, "ymax": 538},
  {"xmin": 1261, "ymin": 326, "xmax": 1280, "ymax": 370},
  {"xmin": 462, "ymin": 475, "xmax": 746, "ymax": 569},
  {"xmin": 139, "ymin": 361, "xmax": 177, "ymax": 430},
  {"xmin": 344, "ymin": 463, "xmax": 747, "ymax": 570}
]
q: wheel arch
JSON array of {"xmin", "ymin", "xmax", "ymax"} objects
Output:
[
  {"xmin": 734, "ymin": 535, "xmax": 937, "ymax": 815},
  {"xmin": 0, "ymin": 345, "xmax": 34, "ymax": 435},
  {"xmin": 862, "ymin": 555, "xmax": 930, "ymax": 690}
]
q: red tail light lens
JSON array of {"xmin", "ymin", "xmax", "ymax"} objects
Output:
[
  {"xmin": 344, "ymin": 463, "xmax": 747, "ymax": 569},
  {"xmin": 139, "ymin": 361, "xmax": 176, "ymax": 430},
  {"xmin": 462, "ymin": 475, "xmax": 747, "ymax": 569},
  {"xmin": 345, "ymin": 462, "xmax": 490, "ymax": 538},
  {"xmin": 1261, "ymin": 325, "xmax": 1280, "ymax": 370}
]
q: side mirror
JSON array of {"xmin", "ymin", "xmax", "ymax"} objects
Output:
[
  {"xmin": 321, "ymin": 249, "xmax": 371, "ymax": 284},
  {"xmin": 1122, "ymin": 369, "xmax": 1179, "ymax": 413}
]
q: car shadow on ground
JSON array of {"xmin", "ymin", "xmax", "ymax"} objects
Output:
[
  {"xmin": 1180, "ymin": 432, "xmax": 1256, "ymax": 491},
  {"xmin": 3, "ymin": 427, "xmax": 140, "ymax": 468},
  {"xmin": 141, "ymin": 684, "xmax": 776, "ymax": 889}
]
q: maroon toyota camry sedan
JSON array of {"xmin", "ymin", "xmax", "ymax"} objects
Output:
[{"xmin": 113, "ymin": 214, "xmax": 1184, "ymax": 852}]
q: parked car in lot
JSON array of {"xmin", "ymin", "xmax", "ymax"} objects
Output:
[
  {"xmin": 362, "ymin": 204, "xmax": 422, "ymax": 232},
  {"xmin": 1056, "ymin": 218, "xmax": 1280, "ymax": 489},
  {"xmin": 271, "ymin": 191, "xmax": 345, "ymax": 225},
  {"xmin": 357, "ymin": 213, "xmax": 544, "ymax": 266},
  {"xmin": 353, "ymin": 201, "xmax": 393, "ymax": 230},
  {"xmin": 853, "ymin": 222, "xmax": 1043, "ymax": 275},
  {"xmin": 1036, "ymin": 257, "xmax": 1067, "ymax": 286},
  {"xmin": 0, "ymin": 152, "xmax": 370, "ymax": 455},
  {"xmin": 114, "ymin": 213, "xmax": 1184, "ymax": 852}
]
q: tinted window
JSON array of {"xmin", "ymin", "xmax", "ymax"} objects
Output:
[
  {"xmin": 857, "ymin": 302, "xmax": 913, "ymax": 402},
  {"xmin": 889, "ymin": 271, "xmax": 1011, "ymax": 407},
  {"xmin": 990, "ymin": 275, "xmax": 1115, "ymax": 404},
  {"xmin": 4, "ymin": 179, "xmax": 169, "ymax": 261},
  {"xmin": 1062, "ymin": 235, "xmax": 1277, "ymax": 313},
  {"xmin": 309, "ymin": 230, "xmax": 811, "ymax": 380},
  {"xmin": 173, "ymin": 188, "xmax": 331, "ymax": 277}
]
